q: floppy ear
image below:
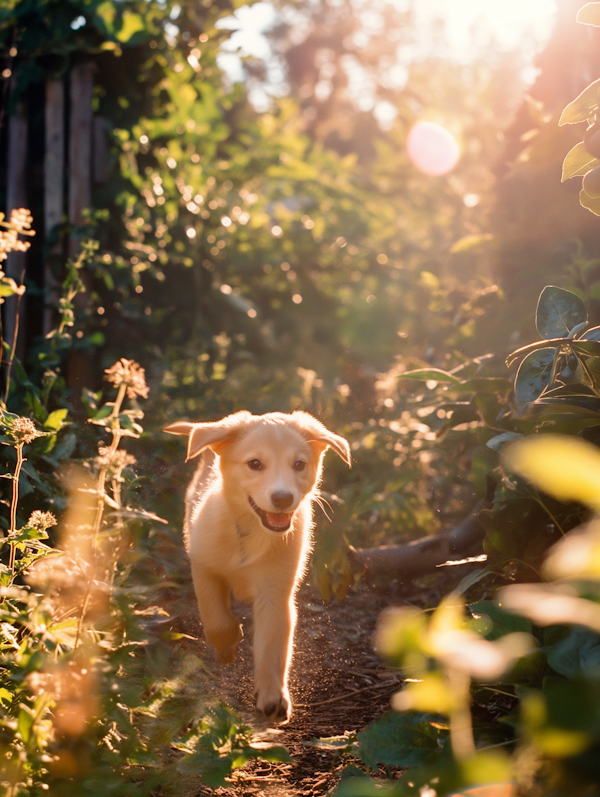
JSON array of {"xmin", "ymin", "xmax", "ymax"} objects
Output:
[
  {"xmin": 291, "ymin": 412, "xmax": 352, "ymax": 467},
  {"xmin": 163, "ymin": 411, "xmax": 252, "ymax": 461}
]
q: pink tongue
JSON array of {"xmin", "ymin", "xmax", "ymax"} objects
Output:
[{"xmin": 266, "ymin": 512, "xmax": 291, "ymax": 528}]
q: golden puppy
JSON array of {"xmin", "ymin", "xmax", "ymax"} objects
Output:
[{"xmin": 164, "ymin": 411, "xmax": 350, "ymax": 722}]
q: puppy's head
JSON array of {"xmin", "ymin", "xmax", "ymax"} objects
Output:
[{"xmin": 164, "ymin": 411, "xmax": 350, "ymax": 533}]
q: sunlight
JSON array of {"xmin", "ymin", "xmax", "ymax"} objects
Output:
[
  {"xmin": 413, "ymin": 0, "xmax": 557, "ymax": 56},
  {"xmin": 407, "ymin": 121, "xmax": 460, "ymax": 175}
]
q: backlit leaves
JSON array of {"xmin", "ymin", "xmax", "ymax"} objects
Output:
[
  {"xmin": 559, "ymin": 78, "xmax": 600, "ymax": 126},
  {"xmin": 562, "ymin": 141, "xmax": 600, "ymax": 181},
  {"xmin": 535, "ymin": 286, "xmax": 587, "ymax": 340},
  {"xmin": 576, "ymin": 2, "xmax": 600, "ymax": 26}
]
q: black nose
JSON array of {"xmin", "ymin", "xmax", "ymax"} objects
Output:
[{"xmin": 271, "ymin": 491, "xmax": 293, "ymax": 510}]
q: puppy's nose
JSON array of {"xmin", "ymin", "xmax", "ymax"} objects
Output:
[{"xmin": 271, "ymin": 490, "xmax": 293, "ymax": 510}]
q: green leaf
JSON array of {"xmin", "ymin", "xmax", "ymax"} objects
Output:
[
  {"xmin": 577, "ymin": 2, "xmax": 600, "ymax": 26},
  {"xmin": 10, "ymin": 526, "xmax": 48, "ymax": 543},
  {"xmin": 562, "ymin": 142, "xmax": 600, "ymax": 181},
  {"xmin": 559, "ymin": 78, "xmax": 600, "ymax": 125},
  {"xmin": 580, "ymin": 186, "xmax": 600, "ymax": 216},
  {"xmin": 571, "ymin": 339, "xmax": 600, "ymax": 357},
  {"xmin": 116, "ymin": 10, "xmax": 145, "ymax": 43},
  {"xmin": 176, "ymin": 751, "xmax": 232, "ymax": 787},
  {"xmin": 532, "ymin": 397, "xmax": 600, "ymax": 415},
  {"xmin": 469, "ymin": 601, "xmax": 533, "ymax": 640},
  {"xmin": 514, "ymin": 348, "xmax": 556, "ymax": 409},
  {"xmin": 232, "ymin": 745, "xmax": 292, "ymax": 768},
  {"xmin": 307, "ymin": 734, "xmax": 357, "ymax": 754},
  {"xmin": 581, "ymin": 325, "xmax": 600, "ymax": 341},
  {"xmin": 43, "ymin": 408, "xmax": 68, "ymax": 431},
  {"xmin": 435, "ymin": 403, "xmax": 480, "ymax": 435},
  {"xmin": 356, "ymin": 711, "xmax": 445, "ymax": 770},
  {"xmin": 17, "ymin": 705, "xmax": 34, "ymax": 744},
  {"xmin": 91, "ymin": 404, "xmax": 113, "ymax": 421},
  {"xmin": 546, "ymin": 627, "xmax": 600, "ymax": 677},
  {"xmin": 506, "ymin": 339, "xmax": 566, "ymax": 367},
  {"xmin": 486, "ymin": 432, "xmax": 524, "ymax": 452},
  {"xmin": 536, "ymin": 286, "xmax": 587, "ymax": 339},
  {"xmin": 397, "ymin": 368, "xmax": 460, "ymax": 384},
  {"xmin": 95, "ymin": 0, "xmax": 116, "ymax": 34},
  {"xmin": 454, "ymin": 377, "xmax": 512, "ymax": 395}
]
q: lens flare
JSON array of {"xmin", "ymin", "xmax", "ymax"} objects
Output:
[{"xmin": 407, "ymin": 121, "xmax": 460, "ymax": 176}]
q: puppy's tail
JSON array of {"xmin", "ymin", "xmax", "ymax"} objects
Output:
[{"xmin": 183, "ymin": 450, "xmax": 217, "ymax": 547}]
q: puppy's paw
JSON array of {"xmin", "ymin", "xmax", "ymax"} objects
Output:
[
  {"xmin": 215, "ymin": 643, "xmax": 239, "ymax": 665},
  {"xmin": 255, "ymin": 690, "xmax": 291, "ymax": 724},
  {"xmin": 207, "ymin": 623, "xmax": 243, "ymax": 664}
]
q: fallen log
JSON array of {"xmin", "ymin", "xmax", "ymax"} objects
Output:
[{"xmin": 347, "ymin": 505, "xmax": 485, "ymax": 582}]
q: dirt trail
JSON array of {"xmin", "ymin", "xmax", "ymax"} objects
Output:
[{"xmin": 186, "ymin": 584, "xmax": 401, "ymax": 796}]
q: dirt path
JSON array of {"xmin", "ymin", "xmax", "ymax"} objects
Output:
[{"xmin": 183, "ymin": 584, "xmax": 401, "ymax": 796}]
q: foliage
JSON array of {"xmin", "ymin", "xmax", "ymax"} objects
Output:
[
  {"xmin": 0, "ymin": 219, "xmax": 292, "ymax": 795},
  {"xmin": 394, "ymin": 284, "xmax": 600, "ymax": 577},
  {"xmin": 325, "ymin": 285, "xmax": 600, "ymax": 795},
  {"xmin": 560, "ymin": 3, "xmax": 600, "ymax": 215},
  {"xmin": 0, "ymin": 0, "xmax": 569, "ymax": 792}
]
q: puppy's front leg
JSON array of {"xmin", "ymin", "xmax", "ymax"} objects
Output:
[
  {"xmin": 253, "ymin": 588, "xmax": 296, "ymax": 723},
  {"xmin": 191, "ymin": 564, "xmax": 242, "ymax": 664}
]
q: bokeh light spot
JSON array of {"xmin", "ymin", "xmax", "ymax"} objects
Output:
[{"xmin": 407, "ymin": 121, "xmax": 460, "ymax": 176}]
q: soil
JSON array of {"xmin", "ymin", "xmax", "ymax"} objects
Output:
[
  {"xmin": 191, "ymin": 583, "xmax": 398, "ymax": 796},
  {"xmin": 156, "ymin": 531, "xmax": 478, "ymax": 796}
]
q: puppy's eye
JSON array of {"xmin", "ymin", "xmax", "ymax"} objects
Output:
[
  {"xmin": 293, "ymin": 460, "xmax": 306, "ymax": 472},
  {"xmin": 248, "ymin": 459, "xmax": 263, "ymax": 471}
]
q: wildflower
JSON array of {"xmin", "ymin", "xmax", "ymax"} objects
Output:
[
  {"xmin": 9, "ymin": 208, "xmax": 34, "ymax": 234},
  {"xmin": 0, "ymin": 208, "xmax": 35, "ymax": 263},
  {"xmin": 7, "ymin": 416, "xmax": 39, "ymax": 445},
  {"xmin": 95, "ymin": 446, "xmax": 136, "ymax": 473},
  {"xmin": 104, "ymin": 358, "xmax": 149, "ymax": 399},
  {"xmin": 28, "ymin": 510, "xmax": 57, "ymax": 532}
]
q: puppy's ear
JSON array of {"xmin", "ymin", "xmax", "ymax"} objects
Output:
[
  {"xmin": 163, "ymin": 411, "xmax": 252, "ymax": 460},
  {"xmin": 291, "ymin": 412, "xmax": 352, "ymax": 467}
]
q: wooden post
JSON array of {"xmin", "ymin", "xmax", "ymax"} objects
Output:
[
  {"xmin": 4, "ymin": 99, "xmax": 28, "ymax": 370},
  {"xmin": 68, "ymin": 62, "xmax": 93, "ymax": 243},
  {"xmin": 93, "ymin": 116, "xmax": 111, "ymax": 185},
  {"xmin": 67, "ymin": 62, "xmax": 95, "ymax": 398},
  {"xmin": 44, "ymin": 79, "xmax": 65, "ymax": 336}
]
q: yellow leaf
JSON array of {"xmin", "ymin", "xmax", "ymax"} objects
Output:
[
  {"xmin": 450, "ymin": 234, "xmax": 494, "ymax": 253},
  {"xmin": 544, "ymin": 520, "xmax": 600, "ymax": 579},
  {"xmin": 391, "ymin": 672, "xmax": 457, "ymax": 714},
  {"xmin": 503, "ymin": 434, "xmax": 600, "ymax": 510}
]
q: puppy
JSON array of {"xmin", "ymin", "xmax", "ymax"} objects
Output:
[{"xmin": 164, "ymin": 410, "xmax": 351, "ymax": 723}]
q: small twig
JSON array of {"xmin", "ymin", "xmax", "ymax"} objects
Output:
[
  {"xmin": 295, "ymin": 678, "xmax": 401, "ymax": 708},
  {"xmin": 76, "ymin": 382, "xmax": 127, "ymax": 647},
  {"xmin": 477, "ymin": 739, "xmax": 517, "ymax": 752},
  {"xmin": 477, "ymin": 685, "xmax": 516, "ymax": 700},
  {"xmin": 8, "ymin": 443, "xmax": 24, "ymax": 575}
]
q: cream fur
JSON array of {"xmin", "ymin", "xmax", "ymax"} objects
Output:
[{"xmin": 164, "ymin": 411, "xmax": 350, "ymax": 723}]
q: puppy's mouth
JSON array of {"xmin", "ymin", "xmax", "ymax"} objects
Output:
[{"xmin": 248, "ymin": 496, "xmax": 293, "ymax": 532}]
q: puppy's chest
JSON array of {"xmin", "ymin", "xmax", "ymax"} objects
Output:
[{"xmin": 232, "ymin": 519, "xmax": 277, "ymax": 566}]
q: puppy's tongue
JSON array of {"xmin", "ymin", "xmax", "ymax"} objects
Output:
[{"xmin": 267, "ymin": 512, "xmax": 292, "ymax": 529}]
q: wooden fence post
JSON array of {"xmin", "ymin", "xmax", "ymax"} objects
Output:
[
  {"xmin": 44, "ymin": 79, "xmax": 65, "ymax": 336},
  {"xmin": 68, "ymin": 62, "xmax": 93, "ymax": 243},
  {"xmin": 4, "ymin": 99, "xmax": 28, "ymax": 371},
  {"xmin": 67, "ymin": 62, "xmax": 94, "ymax": 397}
]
